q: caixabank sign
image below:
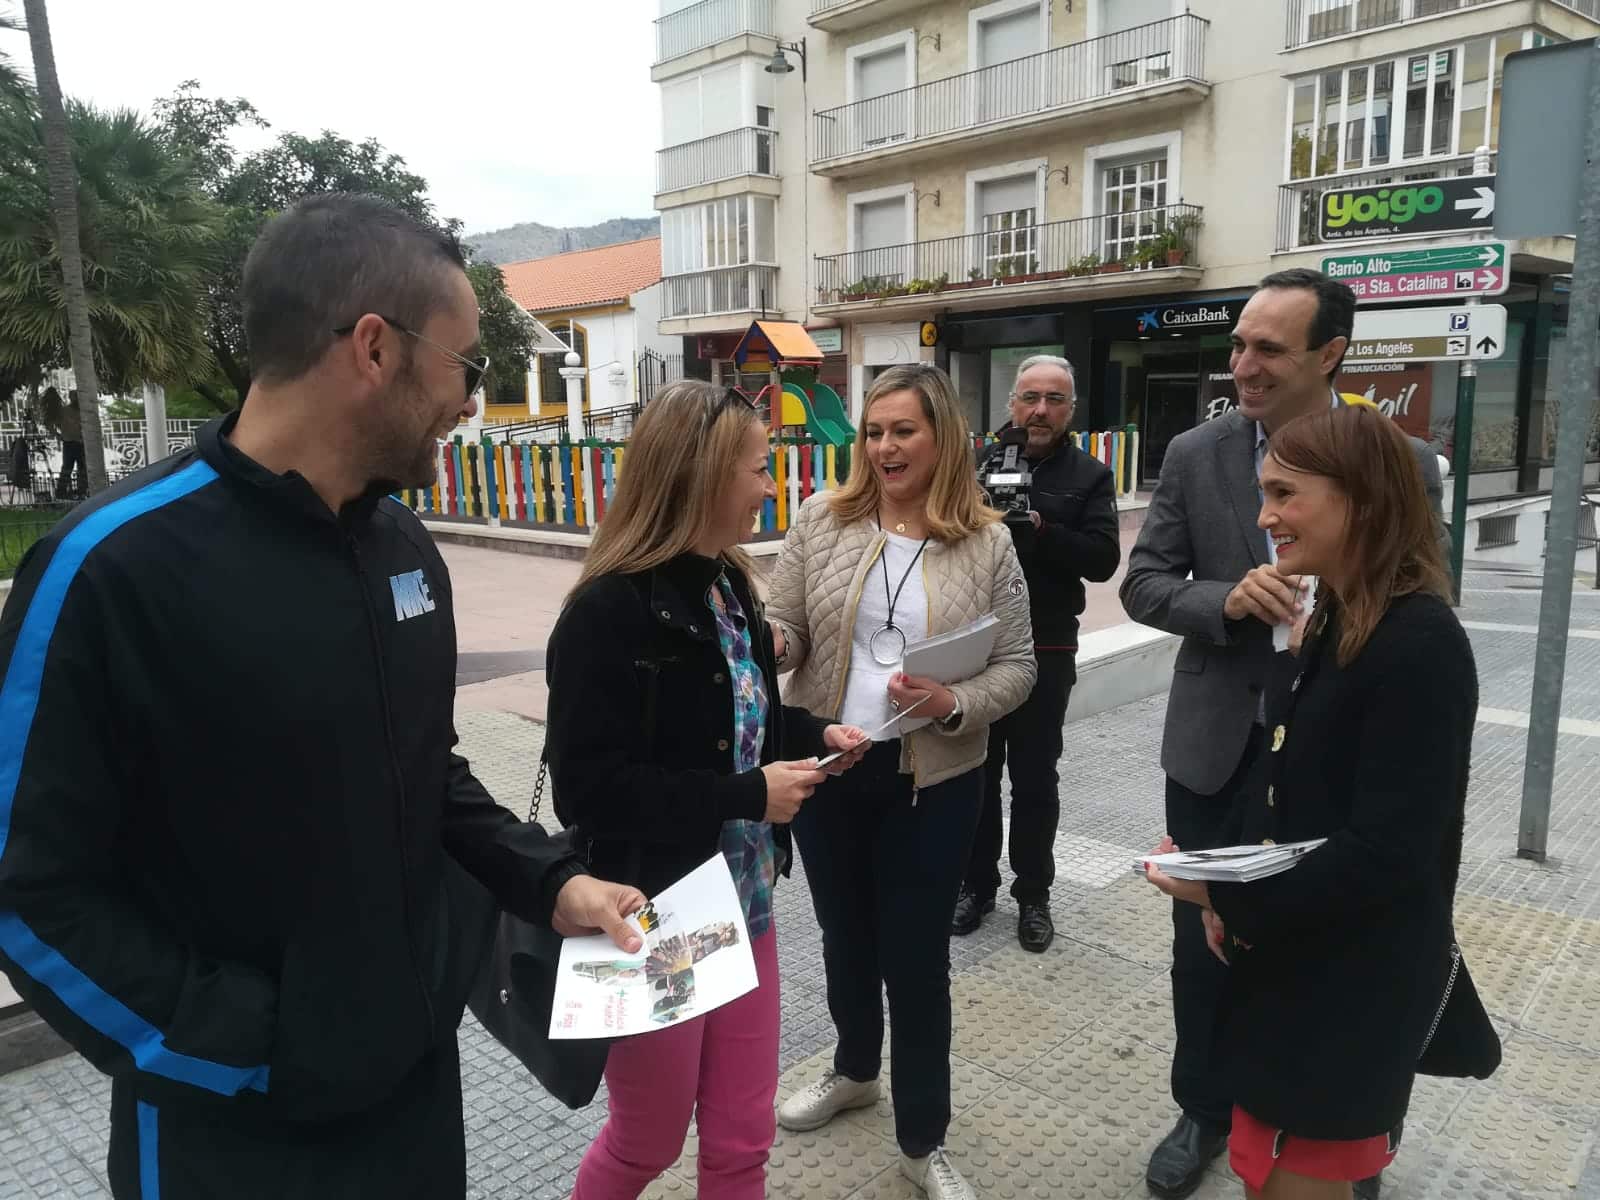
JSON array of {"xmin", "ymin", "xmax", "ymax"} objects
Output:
[{"xmin": 1318, "ymin": 175, "xmax": 1496, "ymax": 242}]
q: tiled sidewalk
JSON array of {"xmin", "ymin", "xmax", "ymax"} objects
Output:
[{"xmin": 4, "ymin": 572, "xmax": 1600, "ymax": 1199}]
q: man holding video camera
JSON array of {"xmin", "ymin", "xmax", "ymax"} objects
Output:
[{"xmin": 954, "ymin": 355, "xmax": 1121, "ymax": 952}]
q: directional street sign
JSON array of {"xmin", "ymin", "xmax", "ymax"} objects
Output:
[
  {"xmin": 1322, "ymin": 241, "xmax": 1509, "ymax": 303},
  {"xmin": 1347, "ymin": 304, "xmax": 1508, "ymax": 364},
  {"xmin": 1319, "ymin": 174, "xmax": 1497, "ymax": 241}
]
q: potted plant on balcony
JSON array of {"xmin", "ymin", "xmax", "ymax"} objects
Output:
[
  {"xmin": 905, "ymin": 273, "xmax": 950, "ymax": 295},
  {"xmin": 1067, "ymin": 253, "xmax": 1100, "ymax": 278},
  {"xmin": 1166, "ymin": 212, "xmax": 1204, "ymax": 266},
  {"xmin": 1096, "ymin": 255, "xmax": 1128, "ymax": 274}
]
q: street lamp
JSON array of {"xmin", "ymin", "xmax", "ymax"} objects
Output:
[{"xmin": 764, "ymin": 37, "xmax": 806, "ymax": 82}]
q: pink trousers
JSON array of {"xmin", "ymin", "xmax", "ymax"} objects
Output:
[{"xmin": 571, "ymin": 927, "xmax": 780, "ymax": 1200}]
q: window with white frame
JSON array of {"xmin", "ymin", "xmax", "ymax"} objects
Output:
[
  {"xmin": 853, "ymin": 43, "xmax": 911, "ymax": 146},
  {"xmin": 1299, "ymin": 0, "xmax": 1492, "ymax": 45},
  {"xmin": 854, "ymin": 196, "xmax": 910, "ymax": 284},
  {"xmin": 660, "ymin": 196, "xmax": 776, "ymax": 276},
  {"xmin": 1101, "ymin": 0, "xmax": 1174, "ymax": 89},
  {"xmin": 1100, "ymin": 155, "xmax": 1167, "ymax": 261},
  {"xmin": 977, "ymin": 175, "xmax": 1039, "ymax": 276},
  {"xmin": 1287, "ymin": 29, "xmax": 1538, "ymax": 180}
]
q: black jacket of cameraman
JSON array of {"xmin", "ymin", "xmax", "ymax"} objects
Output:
[{"xmin": 978, "ymin": 426, "xmax": 1121, "ymax": 654}]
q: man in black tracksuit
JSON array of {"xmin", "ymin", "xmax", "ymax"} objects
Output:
[
  {"xmin": 953, "ymin": 355, "xmax": 1121, "ymax": 953},
  {"xmin": 0, "ymin": 195, "xmax": 644, "ymax": 1199}
]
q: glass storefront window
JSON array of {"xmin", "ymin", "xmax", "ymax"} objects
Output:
[
  {"xmin": 1471, "ymin": 316, "xmax": 1523, "ymax": 470},
  {"xmin": 1290, "ymin": 79, "xmax": 1317, "ymax": 180}
]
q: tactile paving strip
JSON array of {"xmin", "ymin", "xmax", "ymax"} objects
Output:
[
  {"xmin": 969, "ymin": 938, "xmax": 1161, "ymax": 1035},
  {"xmin": 1017, "ymin": 1024, "xmax": 1171, "ymax": 1151},
  {"xmin": 1056, "ymin": 875, "xmax": 1173, "ymax": 969},
  {"xmin": 1484, "ymin": 1029, "xmax": 1600, "ymax": 1128},
  {"xmin": 949, "ymin": 975, "xmax": 1087, "ymax": 1078},
  {"xmin": 1522, "ymin": 933, "xmax": 1600, "ymax": 1052},
  {"xmin": 1452, "ymin": 892, "xmax": 1576, "ymax": 1023},
  {"xmin": 1442, "ymin": 1087, "xmax": 1595, "ymax": 1198}
]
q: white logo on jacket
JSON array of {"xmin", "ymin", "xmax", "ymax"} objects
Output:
[{"xmin": 390, "ymin": 569, "xmax": 436, "ymax": 621}]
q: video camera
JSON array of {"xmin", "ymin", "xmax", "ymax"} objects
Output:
[{"xmin": 982, "ymin": 426, "xmax": 1033, "ymax": 532}]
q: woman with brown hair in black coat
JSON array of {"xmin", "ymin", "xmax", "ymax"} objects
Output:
[{"xmin": 1144, "ymin": 404, "xmax": 1499, "ymax": 1199}]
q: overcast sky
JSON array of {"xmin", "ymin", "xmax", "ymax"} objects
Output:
[{"xmin": 5, "ymin": 0, "xmax": 659, "ymax": 235}]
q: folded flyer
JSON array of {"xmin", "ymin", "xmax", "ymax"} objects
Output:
[{"xmin": 550, "ymin": 855, "xmax": 757, "ymax": 1040}]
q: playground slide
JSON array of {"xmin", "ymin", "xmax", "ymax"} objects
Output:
[{"xmin": 782, "ymin": 382, "xmax": 854, "ymax": 447}]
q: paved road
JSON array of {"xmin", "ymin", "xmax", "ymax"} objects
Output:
[{"xmin": 4, "ymin": 569, "xmax": 1599, "ymax": 1199}]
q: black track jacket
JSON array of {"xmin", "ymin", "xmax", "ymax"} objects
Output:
[{"xmin": 0, "ymin": 413, "xmax": 582, "ymax": 1198}]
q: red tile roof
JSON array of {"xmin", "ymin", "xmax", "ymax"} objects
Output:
[{"xmin": 498, "ymin": 237, "xmax": 662, "ymax": 314}]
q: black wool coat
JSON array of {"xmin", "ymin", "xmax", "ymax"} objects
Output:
[
  {"xmin": 1208, "ymin": 591, "xmax": 1479, "ymax": 1140},
  {"xmin": 544, "ymin": 552, "xmax": 831, "ymax": 898}
]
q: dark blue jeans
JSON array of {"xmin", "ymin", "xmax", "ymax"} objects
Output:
[{"xmin": 792, "ymin": 740, "xmax": 982, "ymax": 1157}]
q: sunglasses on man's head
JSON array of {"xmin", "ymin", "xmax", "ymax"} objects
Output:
[{"xmin": 332, "ymin": 314, "xmax": 490, "ymax": 402}]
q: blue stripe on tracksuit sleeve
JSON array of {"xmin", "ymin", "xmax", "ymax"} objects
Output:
[
  {"xmin": 0, "ymin": 459, "xmax": 270, "ymax": 1096},
  {"xmin": 138, "ymin": 1102, "xmax": 161, "ymax": 1199}
]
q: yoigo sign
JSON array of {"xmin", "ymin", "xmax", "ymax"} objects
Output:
[{"xmin": 1318, "ymin": 174, "xmax": 1497, "ymax": 242}]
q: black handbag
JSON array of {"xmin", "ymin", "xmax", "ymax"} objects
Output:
[
  {"xmin": 1416, "ymin": 938, "xmax": 1501, "ymax": 1079},
  {"xmin": 465, "ymin": 756, "xmax": 613, "ymax": 1110}
]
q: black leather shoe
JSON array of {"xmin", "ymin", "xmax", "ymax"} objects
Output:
[
  {"xmin": 1145, "ymin": 1114, "xmax": 1228, "ymax": 1199},
  {"xmin": 950, "ymin": 888, "xmax": 994, "ymax": 936},
  {"xmin": 1017, "ymin": 902, "xmax": 1054, "ymax": 953},
  {"xmin": 1353, "ymin": 1172, "xmax": 1382, "ymax": 1200}
]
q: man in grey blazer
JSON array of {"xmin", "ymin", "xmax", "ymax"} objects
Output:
[{"xmin": 1121, "ymin": 268, "xmax": 1442, "ymax": 1200}]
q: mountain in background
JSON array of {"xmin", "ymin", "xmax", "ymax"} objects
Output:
[{"xmin": 464, "ymin": 217, "xmax": 660, "ymax": 266}]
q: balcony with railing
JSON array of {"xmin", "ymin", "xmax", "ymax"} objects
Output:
[
  {"xmin": 655, "ymin": 0, "xmax": 776, "ymax": 66},
  {"xmin": 807, "ymin": 0, "xmax": 924, "ymax": 33},
  {"xmin": 810, "ymin": 17, "xmax": 1208, "ymax": 174},
  {"xmin": 657, "ymin": 127, "xmax": 779, "ymax": 195},
  {"xmin": 1282, "ymin": 0, "xmax": 1596, "ymax": 48},
  {"xmin": 814, "ymin": 204, "xmax": 1203, "ymax": 311},
  {"xmin": 662, "ymin": 264, "xmax": 780, "ymax": 320},
  {"xmin": 1275, "ymin": 154, "xmax": 1493, "ymax": 250}
]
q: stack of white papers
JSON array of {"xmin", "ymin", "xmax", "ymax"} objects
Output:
[
  {"xmin": 1134, "ymin": 839, "xmax": 1327, "ymax": 883},
  {"xmin": 897, "ymin": 615, "xmax": 1000, "ymax": 732}
]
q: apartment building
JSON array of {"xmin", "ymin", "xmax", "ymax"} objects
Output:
[{"xmin": 653, "ymin": 0, "xmax": 1599, "ymax": 491}]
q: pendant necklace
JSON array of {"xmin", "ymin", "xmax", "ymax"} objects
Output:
[{"xmin": 869, "ymin": 514, "xmax": 931, "ymax": 666}]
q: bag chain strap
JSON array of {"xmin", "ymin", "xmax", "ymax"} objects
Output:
[
  {"xmin": 1418, "ymin": 942, "xmax": 1462, "ymax": 1059},
  {"xmin": 528, "ymin": 755, "xmax": 547, "ymax": 824}
]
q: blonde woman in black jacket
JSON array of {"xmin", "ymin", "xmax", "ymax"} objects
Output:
[{"xmin": 547, "ymin": 380, "xmax": 868, "ymax": 1199}]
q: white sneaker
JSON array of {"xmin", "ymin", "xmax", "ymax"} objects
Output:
[
  {"xmin": 900, "ymin": 1147, "xmax": 977, "ymax": 1200},
  {"xmin": 776, "ymin": 1068, "xmax": 880, "ymax": 1132}
]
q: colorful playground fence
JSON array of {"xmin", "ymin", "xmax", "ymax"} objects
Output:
[{"xmin": 399, "ymin": 425, "xmax": 1139, "ymax": 535}]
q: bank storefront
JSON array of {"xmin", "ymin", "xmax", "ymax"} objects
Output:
[{"xmin": 1090, "ymin": 295, "xmax": 1246, "ymax": 482}]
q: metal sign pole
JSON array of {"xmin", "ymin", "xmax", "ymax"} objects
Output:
[
  {"xmin": 1517, "ymin": 38, "xmax": 1600, "ymax": 862},
  {"xmin": 1448, "ymin": 145, "xmax": 1494, "ymax": 602}
]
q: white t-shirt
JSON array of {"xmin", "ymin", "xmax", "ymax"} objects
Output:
[{"xmin": 840, "ymin": 530, "xmax": 929, "ymax": 733}]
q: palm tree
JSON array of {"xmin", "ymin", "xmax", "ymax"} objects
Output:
[
  {"xmin": 0, "ymin": 102, "xmax": 224, "ymax": 395},
  {"xmin": 20, "ymin": 0, "xmax": 105, "ymax": 493},
  {"xmin": 1, "ymin": 9, "xmax": 27, "ymax": 99}
]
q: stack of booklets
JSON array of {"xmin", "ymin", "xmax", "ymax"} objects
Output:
[{"xmin": 1134, "ymin": 839, "xmax": 1327, "ymax": 883}]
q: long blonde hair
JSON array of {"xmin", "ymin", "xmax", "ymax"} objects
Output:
[
  {"xmin": 829, "ymin": 364, "xmax": 998, "ymax": 541},
  {"xmin": 571, "ymin": 380, "xmax": 763, "ymax": 600}
]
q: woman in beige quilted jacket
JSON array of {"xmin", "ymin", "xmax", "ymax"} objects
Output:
[{"xmin": 767, "ymin": 364, "xmax": 1036, "ymax": 1200}]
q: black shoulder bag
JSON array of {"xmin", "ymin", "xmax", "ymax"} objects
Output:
[{"xmin": 465, "ymin": 755, "xmax": 613, "ymax": 1109}]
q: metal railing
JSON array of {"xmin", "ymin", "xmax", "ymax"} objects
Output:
[
  {"xmin": 657, "ymin": 127, "xmax": 778, "ymax": 193},
  {"xmin": 662, "ymin": 264, "xmax": 780, "ymax": 318},
  {"xmin": 1283, "ymin": 0, "xmax": 1501, "ymax": 48},
  {"xmin": 811, "ymin": 16, "xmax": 1207, "ymax": 164},
  {"xmin": 814, "ymin": 204, "xmax": 1203, "ymax": 303},
  {"xmin": 637, "ymin": 350, "xmax": 687, "ymax": 404},
  {"xmin": 654, "ymin": 0, "xmax": 775, "ymax": 64},
  {"xmin": 102, "ymin": 418, "xmax": 206, "ymax": 479},
  {"xmin": 1552, "ymin": 0, "xmax": 1600, "ymax": 18},
  {"xmin": 809, "ymin": 0, "xmax": 861, "ymax": 11},
  {"xmin": 1274, "ymin": 154, "xmax": 1492, "ymax": 251},
  {"xmin": 480, "ymin": 406, "xmax": 643, "ymax": 446}
]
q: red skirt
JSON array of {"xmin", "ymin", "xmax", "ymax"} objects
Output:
[{"xmin": 1228, "ymin": 1105, "xmax": 1398, "ymax": 1192}]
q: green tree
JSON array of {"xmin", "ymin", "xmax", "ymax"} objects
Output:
[
  {"xmin": 1, "ymin": 8, "xmax": 26, "ymax": 99},
  {"xmin": 0, "ymin": 97, "xmax": 224, "ymax": 397},
  {"xmin": 468, "ymin": 260, "xmax": 535, "ymax": 403},
  {"xmin": 156, "ymin": 82, "xmax": 531, "ymax": 407}
]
